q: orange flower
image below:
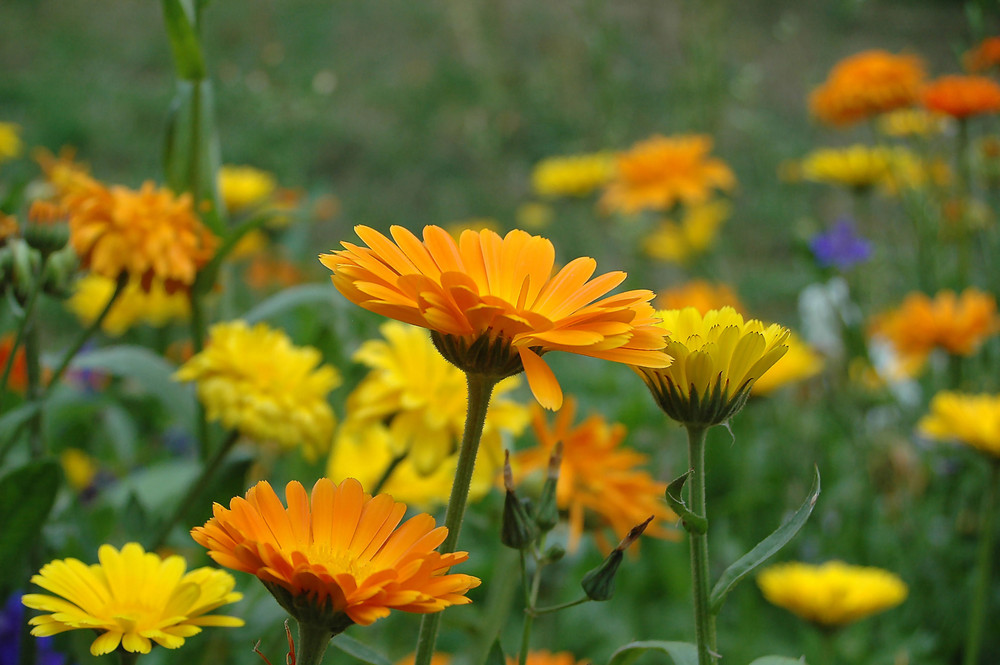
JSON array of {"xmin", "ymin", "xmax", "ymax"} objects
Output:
[
  {"xmin": 246, "ymin": 253, "xmax": 304, "ymax": 290},
  {"xmin": 656, "ymin": 279, "xmax": 744, "ymax": 314},
  {"xmin": 600, "ymin": 135, "xmax": 735, "ymax": 214},
  {"xmin": 0, "ymin": 334, "xmax": 28, "ymax": 393},
  {"xmin": 869, "ymin": 288, "xmax": 999, "ymax": 360},
  {"xmin": 513, "ymin": 398, "xmax": 678, "ymax": 552},
  {"xmin": 511, "ymin": 653, "xmax": 589, "ymax": 665},
  {"xmin": 320, "ymin": 226, "xmax": 671, "ymax": 410},
  {"xmin": 965, "ymin": 36, "xmax": 1000, "ymax": 73},
  {"xmin": 810, "ymin": 50, "xmax": 925, "ymax": 127},
  {"xmin": 191, "ymin": 478, "xmax": 480, "ymax": 633},
  {"xmin": 922, "ymin": 75, "xmax": 1000, "ymax": 119},
  {"xmin": 66, "ymin": 179, "xmax": 218, "ymax": 292}
]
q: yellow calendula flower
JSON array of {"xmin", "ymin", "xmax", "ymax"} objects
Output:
[
  {"xmin": 798, "ymin": 145, "xmax": 894, "ymax": 190},
  {"xmin": 877, "ymin": 108, "xmax": 948, "ymax": 137},
  {"xmin": 635, "ymin": 307, "xmax": 789, "ymax": 426},
  {"xmin": 918, "ymin": 392, "xmax": 1000, "ymax": 458},
  {"xmin": 642, "ymin": 200, "xmax": 730, "ymax": 264},
  {"xmin": 757, "ymin": 561, "xmax": 907, "ymax": 627},
  {"xmin": 22, "ymin": 543, "xmax": 243, "ymax": 656},
  {"xmin": 218, "ymin": 164, "xmax": 277, "ymax": 213},
  {"xmin": 657, "ymin": 280, "xmax": 744, "ymax": 314},
  {"xmin": 173, "ymin": 320, "xmax": 340, "ymax": 459},
  {"xmin": 516, "ymin": 201, "xmax": 555, "ymax": 230},
  {"xmin": 0, "ymin": 122, "xmax": 23, "ymax": 163},
  {"xmin": 59, "ymin": 448, "xmax": 98, "ymax": 492},
  {"xmin": 67, "ymin": 274, "xmax": 190, "ymax": 336},
  {"xmin": 751, "ymin": 330, "xmax": 824, "ymax": 395},
  {"xmin": 532, "ymin": 152, "xmax": 616, "ymax": 198}
]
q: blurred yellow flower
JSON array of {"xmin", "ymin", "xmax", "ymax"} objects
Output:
[
  {"xmin": 229, "ymin": 228, "xmax": 270, "ymax": 260},
  {"xmin": 67, "ymin": 274, "xmax": 190, "ymax": 336},
  {"xmin": 174, "ymin": 320, "xmax": 340, "ymax": 459},
  {"xmin": 59, "ymin": 448, "xmax": 98, "ymax": 492},
  {"xmin": 445, "ymin": 217, "xmax": 501, "ymax": 239},
  {"xmin": 532, "ymin": 152, "xmax": 615, "ymax": 198},
  {"xmin": 799, "ymin": 145, "xmax": 893, "ymax": 189},
  {"xmin": 601, "ymin": 135, "xmax": 736, "ymax": 214},
  {"xmin": 876, "ymin": 108, "xmax": 948, "ymax": 137},
  {"xmin": 635, "ymin": 307, "xmax": 789, "ymax": 426},
  {"xmin": 922, "ymin": 75, "xmax": 1000, "ymax": 119},
  {"xmin": 0, "ymin": 122, "xmax": 22, "ymax": 163},
  {"xmin": 516, "ymin": 201, "xmax": 555, "ymax": 229},
  {"xmin": 218, "ymin": 164, "xmax": 277, "ymax": 213},
  {"xmin": 642, "ymin": 200, "xmax": 730, "ymax": 264},
  {"xmin": 22, "ymin": 543, "xmax": 243, "ymax": 656},
  {"xmin": 810, "ymin": 50, "xmax": 925, "ymax": 127},
  {"xmin": 656, "ymin": 280, "xmax": 744, "ymax": 314},
  {"xmin": 513, "ymin": 398, "xmax": 678, "ymax": 552},
  {"xmin": 751, "ymin": 330, "xmax": 824, "ymax": 395},
  {"xmin": 919, "ymin": 392, "xmax": 1000, "ymax": 458},
  {"xmin": 757, "ymin": 561, "xmax": 907, "ymax": 627}
]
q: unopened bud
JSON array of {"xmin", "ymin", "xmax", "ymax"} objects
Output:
[
  {"xmin": 542, "ymin": 544, "xmax": 565, "ymax": 564},
  {"xmin": 24, "ymin": 222, "xmax": 70, "ymax": 256},
  {"xmin": 41, "ymin": 246, "xmax": 79, "ymax": 298},
  {"xmin": 535, "ymin": 441, "xmax": 562, "ymax": 532},
  {"xmin": 501, "ymin": 450, "xmax": 538, "ymax": 550},
  {"xmin": 10, "ymin": 239, "xmax": 40, "ymax": 300},
  {"xmin": 580, "ymin": 515, "xmax": 653, "ymax": 601}
]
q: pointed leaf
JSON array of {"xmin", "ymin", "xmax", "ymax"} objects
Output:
[
  {"xmin": 161, "ymin": 0, "xmax": 206, "ymax": 80},
  {"xmin": 0, "ymin": 401, "xmax": 40, "ymax": 445},
  {"xmin": 242, "ymin": 283, "xmax": 342, "ymax": 324},
  {"xmin": 0, "ymin": 460, "xmax": 61, "ymax": 578},
  {"xmin": 664, "ymin": 470, "xmax": 707, "ymax": 535},
  {"xmin": 332, "ymin": 634, "xmax": 393, "ymax": 665},
  {"xmin": 748, "ymin": 657, "xmax": 807, "ymax": 665},
  {"xmin": 608, "ymin": 641, "xmax": 698, "ymax": 665},
  {"xmin": 485, "ymin": 639, "xmax": 506, "ymax": 665},
  {"xmin": 709, "ymin": 466, "xmax": 820, "ymax": 614}
]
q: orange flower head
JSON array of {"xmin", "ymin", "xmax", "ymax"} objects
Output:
[
  {"xmin": 0, "ymin": 334, "xmax": 28, "ymax": 393},
  {"xmin": 513, "ymin": 398, "xmax": 678, "ymax": 553},
  {"xmin": 965, "ymin": 36, "xmax": 1000, "ymax": 73},
  {"xmin": 810, "ymin": 50, "xmax": 925, "ymax": 126},
  {"xmin": 67, "ymin": 180, "xmax": 218, "ymax": 292},
  {"xmin": 192, "ymin": 478, "xmax": 480, "ymax": 634},
  {"xmin": 922, "ymin": 75, "xmax": 1000, "ymax": 119},
  {"xmin": 319, "ymin": 225, "xmax": 671, "ymax": 410},
  {"xmin": 869, "ymin": 288, "xmax": 1000, "ymax": 360},
  {"xmin": 600, "ymin": 135, "xmax": 736, "ymax": 214}
]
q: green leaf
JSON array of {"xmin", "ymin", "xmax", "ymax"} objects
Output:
[
  {"xmin": 709, "ymin": 466, "xmax": 821, "ymax": 614},
  {"xmin": 242, "ymin": 283, "xmax": 342, "ymax": 324},
  {"xmin": 485, "ymin": 640, "xmax": 506, "ymax": 665},
  {"xmin": 664, "ymin": 469, "xmax": 707, "ymax": 534},
  {"xmin": 748, "ymin": 657, "xmax": 806, "ymax": 665},
  {"xmin": 332, "ymin": 634, "xmax": 393, "ymax": 665},
  {"xmin": 0, "ymin": 460, "xmax": 61, "ymax": 578},
  {"xmin": 0, "ymin": 401, "xmax": 39, "ymax": 442},
  {"xmin": 160, "ymin": 0, "xmax": 206, "ymax": 80},
  {"xmin": 608, "ymin": 641, "xmax": 698, "ymax": 665}
]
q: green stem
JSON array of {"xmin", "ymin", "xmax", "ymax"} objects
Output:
[
  {"xmin": 23, "ymin": 319, "xmax": 44, "ymax": 459},
  {"xmin": 963, "ymin": 459, "xmax": 1000, "ymax": 665},
  {"xmin": 119, "ymin": 649, "xmax": 140, "ymax": 665},
  {"xmin": 188, "ymin": 288, "xmax": 211, "ymax": 460},
  {"xmin": 685, "ymin": 425, "xmax": 717, "ymax": 665},
  {"xmin": 296, "ymin": 622, "xmax": 335, "ymax": 665},
  {"xmin": 371, "ymin": 451, "xmax": 408, "ymax": 495},
  {"xmin": 413, "ymin": 372, "xmax": 498, "ymax": 665},
  {"xmin": 0, "ymin": 255, "xmax": 48, "ymax": 411},
  {"xmin": 816, "ymin": 627, "xmax": 836, "ymax": 665},
  {"xmin": 532, "ymin": 597, "xmax": 589, "ymax": 615},
  {"xmin": 149, "ymin": 429, "xmax": 241, "ymax": 550},
  {"xmin": 956, "ymin": 118, "xmax": 973, "ymax": 288}
]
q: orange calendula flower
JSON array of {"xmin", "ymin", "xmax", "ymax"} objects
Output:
[
  {"xmin": 514, "ymin": 398, "xmax": 678, "ymax": 553},
  {"xmin": 965, "ymin": 36, "xmax": 1000, "ymax": 73},
  {"xmin": 656, "ymin": 280, "xmax": 744, "ymax": 314},
  {"xmin": 601, "ymin": 135, "xmax": 736, "ymax": 214},
  {"xmin": 869, "ymin": 288, "xmax": 999, "ymax": 361},
  {"xmin": 319, "ymin": 225, "xmax": 671, "ymax": 410},
  {"xmin": 191, "ymin": 478, "xmax": 481, "ymax": 635},
  {"xmin": 66, "ymin": 179, "xmax": 218, "ymax": 292},
  {"xmin": 0, "ymin": 333, "xmax": 28, "ymax": 393},
  {"xmin": 810, "ymin": 50, "xmax": 925, "ymax": 127},
  {"xmin": 922, "ymin": 75, "xmax": 1000, "ymax": 119}
]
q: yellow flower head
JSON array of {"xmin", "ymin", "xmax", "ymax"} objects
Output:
[
  {"xmin": 59, "ymin": 447, "xmax": 98, "ymax": 492},
  {"xmin": 67, "ymin": 274, "xmax": 191, "ymax": 336},
  {"xmin": 642, "ymin": 200, "xmax": 730, "ymax": 264},
  {"xmin": 601, "ymin": 135, "xmax": 736, "ymax": 215},
  {"xmin": 919, "ymin": 391, "xmax": 1000, "ymax": 458},
  {"xmin": 869, "ymin": 288, "xmax": 999, "ymax": 361},
  {"xmin": 636, "ymin": 307, "xmax": 789, "ymax": 426},
  {"xmin": 532, "ymin": 152, "xmax": 616, "ymax": 198},
  {"xmin": 192, "ymin": 478, "xmax": 481, "ymax": 632},
  {"xmin": 798, "ymin": 145, "xmax": 894, "ymax": 189},
  {"xmin": 173, "ymin": 320, "xmax": 341, "ymax": 459},
  {"xmin": 751, "ymin": 330, "xmax": 824, "ymax": 396},
  {"xmin": 218, "ymin": 164, "xmax": 278, "ymax": 214},
  {"xmin": 810, "ymin": 50, "xmax": 925, "ymax": 127},
  {"xmin": 320, "ymin": 225, "xmax": 671, "ymax": 410},
  {"xmin": 513, "ymin": 398, "xmax": 678, "ymax": 552},
  {"xmin": 22, "ymin": 543, "xmax": 243, "ymax": 656},
  {"xmin": 876, "ymin": 108, "xmax": 949, "ymax": 137},
  {"xmin": 516, "ymin": 202, "xmax": 555, "ymax": 230},
  {"xmin": 757, "ymin": 561, "xmax": 908, "ymax": 627},
  {"xmin": 0, "ymin": 122, "xmax": 23, "ymax": 163},
  {"xmin": 66, "ymin": 179, "xmax": 219, "ymax": 292},
  {"xmin": 656, "ymin": 280, "xmax": 744, "ymax": 315}
]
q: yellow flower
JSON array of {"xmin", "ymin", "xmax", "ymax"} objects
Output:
[
  {"xmin": 513, "ymin": 398, "xmax": 678, "ymax": 552},
  {"xmin": 876, "ymin": 108, "xmax": 948, "ymax": 137},
  {"xmin": 59, "ymin": 447, "xmax": 98, "ymax": 492},
  {"xmin": 798, "ymin": 145, "xmax": 893, "ymax": 189},
  {"xmin": 635, "ymin": 307, "xmax": 789, "ymax": 426},
  {"xmin": 601, "ymin": 135, "xmax": 736, "ymax": 214},
  {"xmin": 656, "ymin": 280, "xmax": 744, "ymax": 314},
  {"xmin": 229, "ymin": 228, "xmax": 270, "ymax": 260},
  {"xmin": 757, "ymin": 561, "xmax": 908, "ymax": 627},
  {"xmin": 918, "ymin": 391, "xmax": 1000, "ymax": 458},
  {"xmin": 531, "ymin": 152, "xmax": 616, "ymax": 198},
  {"xmin": 751, "ymin": 330, "xmax": 824, "ymax": 395},
  {"xmin": 173, "ymin": 320, "xmax": 340, "ymax": 459},
  {"xmin": 218, "ymin": 164, "xmax": 277, "ymax": 213},
  {"xmin": 0, "ymin": 122, "xmax": 23, "ymax": 163},
  {"xmin": 191, "ymin": 478, "xmax": 481, "ymax": 632},
  {"xmin": 869, "ymin": 288, "xmax": 999, "ymax": 361},
  {"xmin": 333, "ymin": 321, "xmax": 529, "ymax": 476},
  {"xmin": 810, "ymin": 50, "xmax": 925, "ymax": 127},
  {"xmin": 445, "ymin": 217, "xmax": 501, "ymax": 239},
  {"xmin": 67, "ymin": 274, "xmax": 191, "ymax": 336},
  {"xmin": 66, "ymin": 179, "xmax": 218, "ymax": 292},
  {"xmin": 22, "ymin": 543, "xmax": 243, "ymax": 656},
  {"xmin": 642, "ymin": 200, "xmax": 730, "ymax": 264},
  {"xmin": 516, "ymin": 202, "xmax": 555, "ymax": 230},
  {"xmin": 320, "ymin": 225, "xmax": 671, "ymax": 410}
]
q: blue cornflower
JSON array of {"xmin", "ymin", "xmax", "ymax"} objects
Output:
[
  {"xmin": 1, "ymin": 593, "xmax": 67, "ymax": 665},
  {"xmin": 810, "ymin": 218, "xmax": 872, "ymax": 270}
]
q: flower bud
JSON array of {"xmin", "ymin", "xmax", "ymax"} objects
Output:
[
  {"xmin": 534, "ymin": 441, "xmax": 562, "ymax": 532},
  {"xmin": 580, "ymin": 516, "xmax": 653, "ymax": 601},
  {"xmin": 10, "ymin": 238, "xmax": 40, "ymax": 301},
  {"xmin": 41, "ymin": 246, "xmax": 79, "ymax": 298},
  {"xmin": 542, "ymin": 544, "xmax": 565, "ymax": 564},
  {"xmin": 501, "ymin": 450, "xmax": 538, "ymax": 550}
]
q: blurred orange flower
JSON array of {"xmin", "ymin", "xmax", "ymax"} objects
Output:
[
  {"xmin": 657, "ymin": 280, "xmax": 744, "ymax": 314},
  {"xmin": 513, "ymin": 398, "xmax": 678, "ymax": 552},
  {"xmin": 245, "ymin": 253, "xmax": 304, "ymax": 290},
  {"xmin": 0, "ymin": 334, "xmax": 28, "ymax": 393},
  {"xmin": 965, "ymin": 36, "xmax": 1000, "ymax": 73},
  {"xmin": 810, "ymin": 50, "xmax": 925, "ymax": 126},
  {"xmin": 320, "ymin": 225, "xmax": 671, "ymax": 410},
  {"xmin": 600, "ymin": 135, "xmax": 736, "ymax": 214},
  {"xmin": 869, "ymin": 288, "xmax": 1000, "ymax": 360},
  {"xmin": 922, "ymin": 75, "xmax": 1000, "ymax": 119}
]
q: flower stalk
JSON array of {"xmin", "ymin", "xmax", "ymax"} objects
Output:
[
  {"xmin": 295, "ymin": 622, "xmax": 335, "ymax": 665},
  {"xmin": 685, "ymin": 424, "xmax": 717, "ymax": 665},
  {"xmin": 964, "ymin": 459, "xmax": 1000, "ymax": 665}
]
